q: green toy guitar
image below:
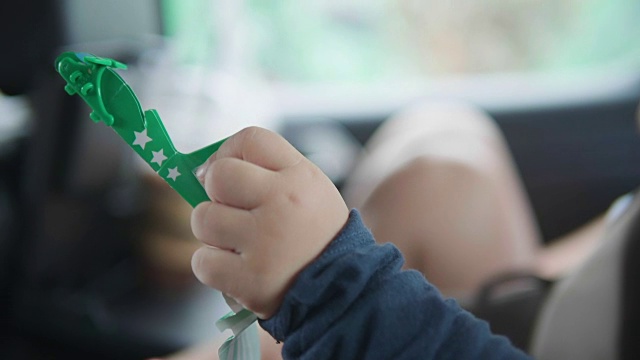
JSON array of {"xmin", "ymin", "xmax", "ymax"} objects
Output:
[{"xmin": 55, "ymin": 51, "xmax": 259, "ymax": 359}]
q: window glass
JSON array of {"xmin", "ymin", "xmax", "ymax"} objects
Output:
[{"xmin": 162, "ymin": 0, "xmax": 640, "ymax": 84}]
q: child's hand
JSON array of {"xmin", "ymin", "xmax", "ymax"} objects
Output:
[{"xmin": 190, "ymin": 127, "xmax": 349, "ymax": 319}]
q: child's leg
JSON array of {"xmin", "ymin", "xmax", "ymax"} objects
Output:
[{"xmin": 342, "ymin": 101, "xmax": 542, "ymax": 299}]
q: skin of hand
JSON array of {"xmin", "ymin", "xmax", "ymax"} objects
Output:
[{"xmin": 190, "ymin": 126, "xmax": 349, "ymax": 319}]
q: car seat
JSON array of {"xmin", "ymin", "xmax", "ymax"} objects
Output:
[
  {"xmin": 467, "ymin": 190, "xmax": 640, "ymax": 358},
  {"xmin": 529, "ymin": 191, "xmax": 640, "ymax": 359}
]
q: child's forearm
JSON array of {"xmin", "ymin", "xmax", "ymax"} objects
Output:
[{"xmin": 260, "ymin": 210, "xmax": 531, "ymax": 360}]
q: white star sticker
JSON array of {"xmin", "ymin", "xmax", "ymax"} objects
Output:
[
  {"xmin": 167, "ymin": 167, "xmax": 181, "ymax": 181},
  {"xmin": 151, "ymin": 149, "xmax": 167, "ymax": 166},
  {"xmin": 132, "ymin": 129, "xmax": 152, "ymax": 149}
]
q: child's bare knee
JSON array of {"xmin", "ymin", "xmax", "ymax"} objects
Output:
[
  {"xmin": 386, "ymin": 100, "xmax": 503, "ymax": 142},
  {"xmin": 362, "ymin": 155, "xmax": 491, "ymax": 224}
]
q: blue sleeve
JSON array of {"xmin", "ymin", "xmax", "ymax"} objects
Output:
[{"xmin": 259, "ymin": 210, "xmax": 532, "ymax": 360}]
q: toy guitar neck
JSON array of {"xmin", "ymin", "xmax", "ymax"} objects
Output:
[{"xmin": 54, "ymin": 51, "xmax": 225, "ymax": 208}]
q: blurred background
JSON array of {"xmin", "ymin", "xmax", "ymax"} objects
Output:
[{"xmin": 1, "ymin": 0, "xmax": 640, "ymax": 359}]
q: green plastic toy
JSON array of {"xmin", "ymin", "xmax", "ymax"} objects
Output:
[
  {"xmin": 55, "ymin": 51, "xmax": 259, "ymax": 359},
  {"xmin": 55, "ymin": 51, "xmax": 225, "ymax": 207}
]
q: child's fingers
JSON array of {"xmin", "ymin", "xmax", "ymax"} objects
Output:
[
  {"xmin": 192, "ymin": 246, "xmax": 245, "ymax": 298},
  {"xmin": 204, "ymin": 157, "xmax": 275, "ymax": 209},
  {"xmin": 209, "ymin": 127, "xmax": 303, "ymax": 171},
  {"xmin": 191, "ymin": 201, "xmax": 256, "ymax": 252}
]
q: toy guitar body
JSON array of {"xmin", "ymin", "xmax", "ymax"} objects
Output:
[{"xmin": 55, "ymin": 51, "xmax": 225, "ymax": 207}]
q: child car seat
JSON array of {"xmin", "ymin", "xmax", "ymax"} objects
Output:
[{"xmin": 530, "ymin": 191, "xmax": 640, "ymax": 359}]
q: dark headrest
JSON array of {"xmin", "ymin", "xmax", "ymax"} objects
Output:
[{"xmin": 0, "ymin": 0, "xmax": 62, "ymax": 95}]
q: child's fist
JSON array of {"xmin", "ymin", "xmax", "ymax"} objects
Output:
[{"xmin": 190, "ymin": 127, "xmax": 349, "ymax": 319}]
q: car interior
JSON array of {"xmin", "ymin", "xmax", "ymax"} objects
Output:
[{"xmin": 1, "ymin": 1, "xmax": 639, "ymax": 359}]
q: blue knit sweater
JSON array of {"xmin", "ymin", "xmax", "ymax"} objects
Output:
[{"xmin": 260, "ymin": 210, "xmax": 531, "ymax": 359}]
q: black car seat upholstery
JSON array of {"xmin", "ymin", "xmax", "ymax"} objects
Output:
[{"xmin": 467, "ymin": 271, "xmax": 553, "ymax": 351}]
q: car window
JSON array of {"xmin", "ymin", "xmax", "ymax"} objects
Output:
[{"xmin": 162, "ymin": 0, "xmax": 640, "ymax": 85}]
